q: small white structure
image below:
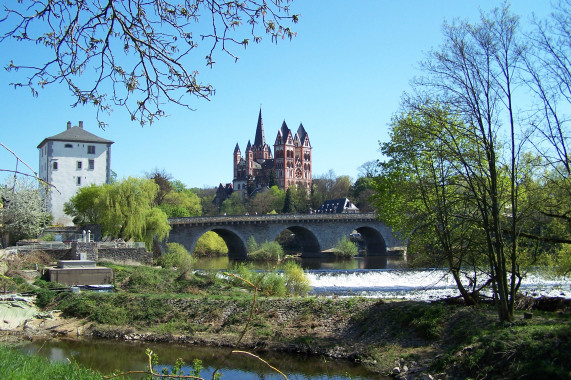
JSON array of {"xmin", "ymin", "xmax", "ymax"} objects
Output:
[{"xmin": 38, "ymin": 121, "xmax": 113, "ymax": 226}]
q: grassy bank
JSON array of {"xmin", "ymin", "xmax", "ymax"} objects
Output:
[
  {"xmin": 0, "ymin": 344, "xmax": 103, "ymax": 380},
  {"xmin": 4, "ymin": 261, "xmax": 571, "ymax": 378}
]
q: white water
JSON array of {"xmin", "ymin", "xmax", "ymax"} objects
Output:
[{"xmin": 307, "ymin": 269, "xmax": 571, "ymax": 301}]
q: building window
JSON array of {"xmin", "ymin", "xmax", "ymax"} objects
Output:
[
  {"xmin": 77, "ymin": 161, "xmax": 82, "ymax": 169},
  {"xmin": 87, "ymin": 145, "xmax": 95, "ymax": 154},
  {"xmin": 88, "ymin": 159, "xmax": 95, "ymax": 170},
  {"xmin": 52, "ymin": 162, "xmax": 58, "ymax": 170},
  {"xmin": 77, "ymin": 177, "xmax": 81, "ymax": 186},
  {"xmin": 65, "ymin": 143, "xmax": 73, "ymax": 148}
]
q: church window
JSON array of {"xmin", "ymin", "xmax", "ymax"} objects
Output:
[
  {"xmin": 87, "ymin": 145, "xmax": 96, "ymax": 154},
  {"xmin": 77, "ymin": 161, "xmax": 82, "ymax": 169},
  {"xmin": 52, "ymin": 162, "xmax": 58, "ymax": 170},
  {"xmin": 88, "ymin": 159, "xmax": 95, "ymax": 170},
  {"xmin": 76, "ymin": 177, "xmax": 81, "ymax": 185},
  {"xmin": 65, "ymin": 143, "xmax": 73, "ymax": 148}
]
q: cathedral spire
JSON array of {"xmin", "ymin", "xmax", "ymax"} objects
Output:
[{"xmin": 253, "ymin": 108, "xmax": 266, "ymax": 148}]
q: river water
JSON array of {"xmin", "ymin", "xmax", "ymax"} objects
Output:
[
  {"xmin": 195, "ymin": 255, "xmax": 571, "ymax": 301},
  {"xmin": 17, "ymin": 255, "xmax": 570, "ymax": 379},
  {"xmin": 19, "ymin": 339, "xmax": 389, "ymax": 379}
]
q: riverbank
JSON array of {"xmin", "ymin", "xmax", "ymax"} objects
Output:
[
  {"xmin": 2, "ymin": 259, "xmax": 570, "ymax": 379},
  {"xmin": 2, "ymin": 293, "xmax": 570, "ymax": 379}
]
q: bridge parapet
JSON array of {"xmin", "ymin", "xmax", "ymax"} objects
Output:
[{"xmin": 169, "ymin": 212, "xmax": 379, "ymax": 226}]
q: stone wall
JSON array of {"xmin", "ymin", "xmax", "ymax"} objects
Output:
[{"xmin": 97, "ymin": 247, "xmax": 152, "ymax": 265}]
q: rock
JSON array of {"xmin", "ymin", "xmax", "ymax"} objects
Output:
[
  {"xmin": 402, "ymin": 365, "xmax": 408, "ymax": 372},
  {"xmin": 393, "ymin": 366, "xmax": 401, "ymax": 375}
]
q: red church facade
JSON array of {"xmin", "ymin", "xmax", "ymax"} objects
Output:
[{"xmin": 233, "ymin": 110, "xmax": 312, "ymax": 194}]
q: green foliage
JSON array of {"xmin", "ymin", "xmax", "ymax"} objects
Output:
[
  {"xmin": 126, "ymin": 265, "xmax": 178, "ymax": 293},
  {"xmin": 65, "ymin": 177, "xmax": 170, "ymax": 249},
  {"xmin": 227, "ymin": 261, "xmax": 310, "ymax": 297},
  {"xmin": 220, "ymin": 192, "xmax": 246, "ymax": 215},
  {"xmin": 282, "ymin": 260, "xmax": 311, "ymax": 296},
  {"xmin": 248, "ymin": 240, "xmax": 284, "ymax": 261},
  {"xmin": 0, "ymin": 344, "xmax": 104, "ymax": 379},
  {"xmin": 193, "ymin": 231, "xmax": 228, "ymax": 257},
  {"xmin": 333, "ymin": 236, "xmax": 358, "ymax": 258},
  {"xmin": 157, "ymin": 243, "xmax": 195, "ymax": 279},
  {"xmin": 246, "ymin": 236, "xmax": 259, "ymax": 253}
]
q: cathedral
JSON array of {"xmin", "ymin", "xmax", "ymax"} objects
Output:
[{"xmin": 233, "ymin": 109, "xmax": 312, "ymax": 194}]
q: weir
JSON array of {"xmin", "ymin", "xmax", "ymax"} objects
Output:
[{"xmin": 167, "ymin": 212, "xmax": 406, "ymax": 259}]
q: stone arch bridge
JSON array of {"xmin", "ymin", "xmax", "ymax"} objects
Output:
[{"xmin": 167, "ymin": 213, "xmax": 405, "ymax": 259}]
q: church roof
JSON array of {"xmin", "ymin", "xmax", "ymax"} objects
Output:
[
  {"xmin": 297, "ymin": 123, "xmax": 309, "ymax": 143},
  {"xmin": 38, "ymin": 125, "xmax": 113, "ymax": 148},
  {"xmin": 234, "ymin": 143, "xmax": 241, "ymax": 154},
  {"xmin": 253, "ymin": 108, "xmax": 266, "ymax": 148}
]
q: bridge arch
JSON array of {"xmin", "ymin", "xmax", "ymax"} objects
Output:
[
  {"xmin": 354, "ymin": 226, "xmax": 387, "ymax": 255},
  {"xmin": 208, "ymin": 228, "xmax": 247, "ymax": 260},
  {"xmin": 276, "ymin": 226, "xmax": 321, "ymax": 256}
]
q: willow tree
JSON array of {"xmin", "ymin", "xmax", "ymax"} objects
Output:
[{"xmin": 65, "ymin": 177, "xmax": 170, "ymax": 248}]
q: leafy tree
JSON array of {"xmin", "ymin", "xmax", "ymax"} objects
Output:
[
  {"xmin": 408, "ymin": 4, "xmax": 537, "ymax": 321},
  {"xmin": 159, "ymin": 190, "xmax": 202, "ymax": 218},
  {"xmin": 0, "ymin": 1, "xmax": 299, "ymax": 126},
  {"xmin": 247, "ymin": 186, "xmax": 285, "ymax": 214},
  {"xmin": 220, "ymin": 192, "xmax": 246, "ymax": 215},
  {"xmin": 0, "ymin": 179, "xmax": 51, "ymax": 246},
  {"xmin": 373, "ymin": 105, "xmax": 489, "ymax": 305},
  {"xmin": 65, "ymin": 177, "xmax": 170, "ymax": 249},
  {"xmin": 282, "ymin": 188, "xmax": 293, "ymax": 213},
  {"xmin": 351, "ymin": 176, "xmax": 375, "ymax": 212}
]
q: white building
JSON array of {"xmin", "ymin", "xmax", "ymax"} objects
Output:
[{"xmin": 38, "ymin": 121, "xmax": 113, "ymax": 226}]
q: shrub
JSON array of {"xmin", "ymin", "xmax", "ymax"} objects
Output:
[
  {"xmin": 248, "ymin": 240, "xmax": 284, "ymax": 261},
  {"xmin": 333, "ymin": 236, "xmax": 358, "ymax": 258},
  {"xmin": 282, "ymin": 260, "xmax": 311, "ymax": 296},
  {"xmin": 157, "ymin": 242, "xmax": 195, "ymax": 279}
]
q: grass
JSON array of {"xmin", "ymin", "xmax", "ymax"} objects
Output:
[{"xmin": 0, "ymin": 344, "xmax": 103, "ymax": 380}]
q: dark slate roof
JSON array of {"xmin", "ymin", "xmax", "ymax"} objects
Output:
[
  {"xmin": 246, "ymin": 140, "xmax": 252, "ymax": 151},
  {"xmin": 297, "ymin": 123, "xmax": 309, "ymax": 143},
  {"xmin": 38, "ymin": 126, "xmax": 113, "ymax": 148},
  {"xmin": 234, "ymin": 143, "xmax": 241, "ymax": 154},
  {"xmin": 253, "ymin": 108, "xmax": 266, "ymax": 148}
]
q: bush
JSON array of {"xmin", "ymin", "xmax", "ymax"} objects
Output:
[
  {"xmin": 282, "ymin": 261, "xmax": 311, "ymax": 296},
  {"xmin": 227, "ymin": 261, "xmax": 310, "ymax": 297},
  {"xmin": 157, "ymin": 242, "xmax": 195, "ymax": 279},
  {"xmin": 248, "ymin": 240, "xmax": 284, "ymax": 261},
  {"xmin": 333, "ymin": 236, "xmax": 358, "ymax": 258}
]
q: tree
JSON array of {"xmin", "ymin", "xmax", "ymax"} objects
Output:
[
  {"xmin": 147, "ymin": 169, "xmax": 173, "ymax": 206},
  {"xmin": 0, "ymin": 178, "xmax": 51, "ymax": 247},
  {"xmin": 248, "ymin": 186, "xmax": 284, "ymax": 214},
  {"xmin": 410, "ymin": 4, "xmax": 529, "ymax": 321},
  {"xmin": 65, "ymin": 177, "xmax": 170, "ymax": 248},
  {"xmin": 0, "ymin": 1, "xmax": 299, "ymax": 126},
  {"xmin": 220, "ymin": 192, "xmax": 246, "ymax": 215},
  {"xmin": 373, "ymin": 105, "xmax": 489, "ymax": 305}
]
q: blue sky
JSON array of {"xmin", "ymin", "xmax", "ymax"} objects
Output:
[{"xmin": 0, "ymin": 1, "xmax": 552, "ymax": 189}]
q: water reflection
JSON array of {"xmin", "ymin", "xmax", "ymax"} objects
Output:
[
  {"xmin": 194, "ymin": 255, "xmax": 408, "ymax": 271},
  {"xmin": 19, "ymin": 338, "xmax": 388, "ymax": 380}
]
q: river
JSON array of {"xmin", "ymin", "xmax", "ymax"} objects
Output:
[{"xmin": 19, "ymin": 338, "xmax": 389, "ymax": 379}]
